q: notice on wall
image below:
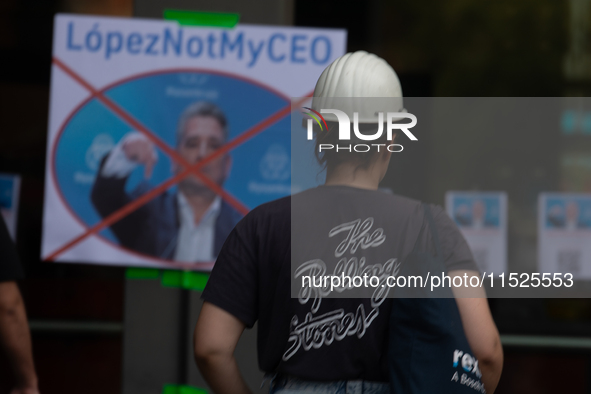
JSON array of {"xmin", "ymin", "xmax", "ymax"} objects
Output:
[
  {"xmin": 538, "ymin": 193, "xmax": 591, "ymax": 279},
  {"xmin": 41, "ymin": 14, "xmax": 346, "ymax": 270},
  {"xmin": 445, "ymin": 191, "xmax": 508, "ymax": 275},
  {"xmin": 0, "ymin": 174, "xmax": 21, "ymax": 241}
]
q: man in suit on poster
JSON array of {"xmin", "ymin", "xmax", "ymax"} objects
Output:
[{"xmin": 91, "ymin": 101, "xmax": 243, "ymax": 263}]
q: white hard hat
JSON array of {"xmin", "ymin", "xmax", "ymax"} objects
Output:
[{"xmin": 311, "ymin": 51, "xmax": 404, "ymax": 123}]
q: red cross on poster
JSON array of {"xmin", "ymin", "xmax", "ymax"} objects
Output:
[{"xmin": 41, "ymin": 14, "xmax": 346, "ymax": 270}]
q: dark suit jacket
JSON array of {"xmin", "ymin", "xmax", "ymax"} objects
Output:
[{"xmin": 90, "ymin": 160, "xmax": 243, "ymax": 261}]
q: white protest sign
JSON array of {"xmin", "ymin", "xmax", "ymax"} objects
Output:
[
  {"xmin": 446, "ymin": 191, "xmax": 508, "ymax": 275},
  {"xmin": 42, "ymin": 14, "xmax": 346, "ymax": 270},
  {"xmin": 538, "ymin": 193, "xmax": 591, "ymax": 279}
]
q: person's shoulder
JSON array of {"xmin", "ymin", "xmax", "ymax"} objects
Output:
[
  {"xmin": 424, "ymin": 202, "xmax": 446, "ymax": 217},
  {"xmin": 217, "ymin": 195, "xmax": 292, "ymax": 230},
  {"xmin": 423, "ymin": 202, "xmax": 466, "ymax": 242},
  {"xmin": 248, "ymin": 195, "xmax": 291, "ymax": 218},
  {"xmin": 377, "ymin": 192, "xmax": 426, "ymax": 220},
  {"xmin": 219, "ymin": 198, "xmax": 247, "ymax": 223},
  {"xmin": 292, "ymin": 185, "xmax": 419, "ymax": 202},
  {"xmin": 381, "ymin": 194, "xmax": 447, "ymax": 227},
  {"xmin": 389, "ymin": 192, "xmax": 424, "ymax": 209},
  {"xmin": 412, "ymin": 201, "xmax": 452, "ymax": 229},
  {"xmin": 230, "ymin": 195, "xmax": 291, "ymax": 237},
  {"xmin": 292, "ymin": 186, "xmax": 426, "ymax": 216}
]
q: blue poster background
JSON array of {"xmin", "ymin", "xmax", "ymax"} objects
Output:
[
  {"xmin": 545, "ymin": 197, "xmax": 591, "ymax": 229},
  {"xmin": 54, "ymin": 71, "xmax": 291, "ymax": 244},
  {"xmin": 451, "ymin": 195, "xmax": 501, "ymax": 228}
]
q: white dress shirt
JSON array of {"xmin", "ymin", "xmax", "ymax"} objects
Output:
[{"xmin": 174, "ymin": 193, "xmax": 221, "ymax": 262}]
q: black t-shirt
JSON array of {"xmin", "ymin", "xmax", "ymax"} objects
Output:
[
  {"xmin": 202, "ymin": 185, "xmax": 477, "ymax": 382},
  {"xmin": 0, "ymin": 217, "xmax": 23, "ymax": 282}
]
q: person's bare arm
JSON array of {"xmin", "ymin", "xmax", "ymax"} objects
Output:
[
  {"xmin": 194, "ymin": 302, "xmax": 252, "ymax": 394},
  {"xmin": 0, "ymin": 282, "xmax": 39, "ymax": 394},
  {"xmin": 450, "ymin": 270, "xmax": 503, "ymax": 393}
]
